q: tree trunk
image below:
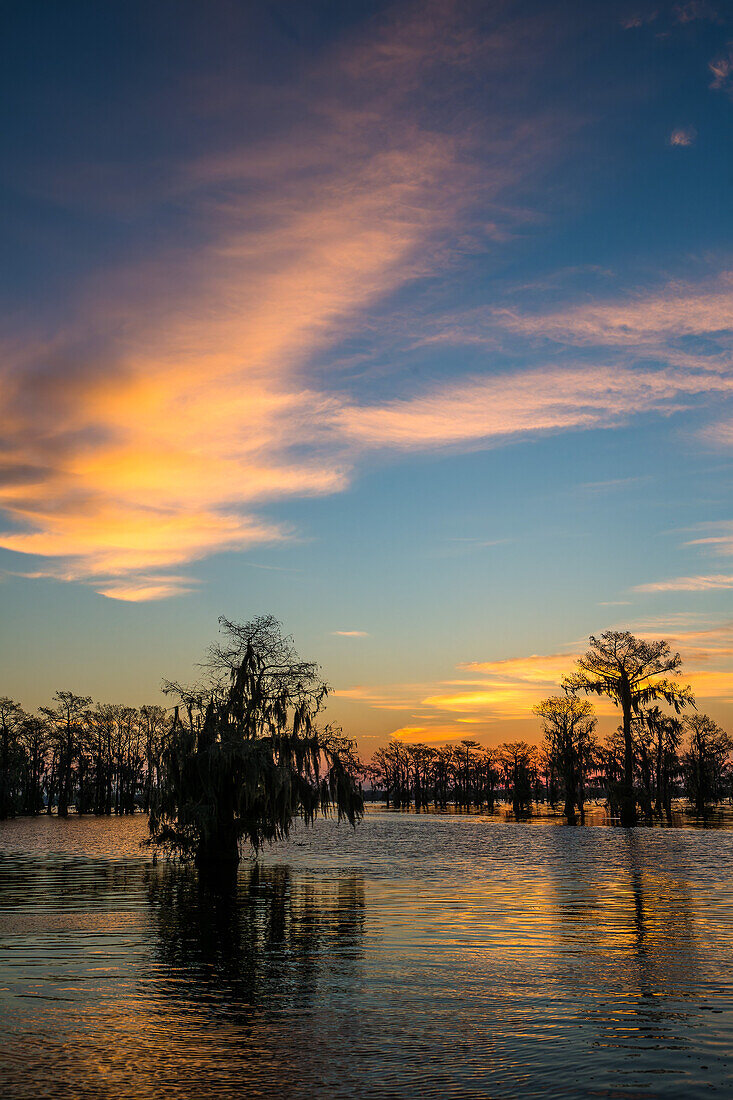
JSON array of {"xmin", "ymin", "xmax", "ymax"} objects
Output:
[
  {"xmin": 195, "ymin": 826, "xmax": 240, "ymax": 871},
  {"xmin": 0, "ymin": 724, "xmax": 9, "ymax": 820},
  {"xmin": 620, "ymin": 687, "xmax": 637, "ymax": 826},
  {"xmin": 654, "ymin": 734, "xmax": 663, "ymax": 817},
  {"xmin": 564, "ymin": 756, "xmax": 577, "ymax": 824}
]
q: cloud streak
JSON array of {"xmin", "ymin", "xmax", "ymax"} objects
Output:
[
  {"xmin": 338, "ymin": 619, "xmax": 733, "ymax": 743},
  {"xmin": 339, "ymin": 364, "xmax": 733, "ymax": 450},
  {"xmin": 491, "ymin": 271, "xmax": 733, "ymax": 348},
  {"xmin": 635, "ymin": 574, "xmax": 733, "ymax": 591}
]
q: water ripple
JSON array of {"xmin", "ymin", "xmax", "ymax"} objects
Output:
[{"xmin": 1, "ymin": 811, "xmax": 732, "ymax": 1098}]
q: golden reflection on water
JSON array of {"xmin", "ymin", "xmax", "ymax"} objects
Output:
[{"xmin": 1, "ymin": 813, "xmax": 732, "ymax": 1098}]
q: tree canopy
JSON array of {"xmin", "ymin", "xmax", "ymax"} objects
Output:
[
  {"xmin": 562, "ymin": 630, "xmax": 694, "ymax": 824},
  {"xmin": 533, "ymin": 695, "xmax": 597, "ymax": 822},
  {"xmin": 148, "ymin": 616, "xmax": 363, "ymax": 868}
]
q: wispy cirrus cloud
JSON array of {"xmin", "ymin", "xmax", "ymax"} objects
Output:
[
  {"xmin": 636, "ymin": 522, "xmax": 733, "ymax": 593},
  {"xmin": 3, "ymin": 0, "xmax": 733, "ymax": 606},
  {"xmin": 684, "ymin": 520, "xmax": 733, "ymax": 555},
  {"xmin": 635, "ymin": 574, "xmax": 733, "ymax": 591},
  {"xmin": 339, "ymin": 364, "xmax": 733, "ymax": 450},
  {"xmin": 703, "ymin": 419, "xmax": 733, "ymax": 447},
  {"xmin": 491, "ymin": 271, "xmax": 733, "ymax": 348}
]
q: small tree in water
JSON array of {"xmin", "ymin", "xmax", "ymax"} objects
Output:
[
  {"xmin": 533, "ymin": 696, "xmax": 597, "ymax": 824},
  {"xmin": 682, "ymin": 714, "xmax": 732, "ymax": 816},
  {"xmin": 563, "ymin": 631, "xmax": 694, "ymax": 826},
  {"xmin": 498, "ymin": 741, "xmax": 534, "ymax": 817},
  {"xmin": 148, "ymin": 616, "xmax": 363, "ymax": 869}
]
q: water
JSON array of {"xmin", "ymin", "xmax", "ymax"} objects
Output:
[{"xmin": 1, "ymin": 810, "xmax": 732, "ymax": 1098}]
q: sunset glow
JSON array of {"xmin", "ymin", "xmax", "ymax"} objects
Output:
[{"xmin": 1, "ymin": 0, "xmax": 732, "ymax": 749}]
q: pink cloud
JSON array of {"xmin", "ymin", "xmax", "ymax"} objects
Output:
[
  {"xmin": 635, "ymin": 574, "xmax": 733, "ymax": 592},
  {"xmin": 709, "ymin": 44, "xmax": 733, "ymax": 92},
  {"xmin": 668, "ymin": 126, "xmax": 697, "ymax": 146},
  {"xmin": 491, "ymin": 271, "xmax": 733, "ymax": 347},
  {"xmin": 339, "ymin": 364, "xmax": 733, "ymax": 449}
]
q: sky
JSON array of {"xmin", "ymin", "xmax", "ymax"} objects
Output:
[{"xmin": 1, "ymin": 0, "xmax": 732, "ymax": 752}]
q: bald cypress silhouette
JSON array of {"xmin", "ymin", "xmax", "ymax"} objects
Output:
[
  {"xmin": 682, "ymin": 714, "xmax": 732, "ymax": 817},
  {"xmin": 148, "ymin": 616, "xmax": 363, "ymax": 869},
  {"xmin": 563, "ymin": 632, "xmax": 694, "ymax": 826},
  {"xmin": 534, "ymin": 696, "xmax": 597, "ymax": 823}
]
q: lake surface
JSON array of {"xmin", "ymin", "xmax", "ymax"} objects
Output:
[{"xmin": 1, "ymin": 810, "xmax": 732, "ymax": 1098}]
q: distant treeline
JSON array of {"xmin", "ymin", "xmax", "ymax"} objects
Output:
[
  {"xmin": 365, "ymin": 709, "xmax": 733, "ymax": 821},
  {"xmin": 363, "ymin": 633, "xmax": 733, "ymax": 824},
  {"xmin": 1, "ymin": 630, "xmax": 732, "ymax": 826},
  {"xmin": 0, "ymin": 697, "xmax": 730, "ymax": 822},
  {"xmin": 0, "ymin": 694, "xmax": 167, "ymax": 818}
]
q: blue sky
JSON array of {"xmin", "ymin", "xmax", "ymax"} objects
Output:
[{"xmin": 1, "ymin": 0, "xmax": 732, "ymax": 749}]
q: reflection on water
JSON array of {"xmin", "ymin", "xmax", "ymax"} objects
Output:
[
  {"xmin": 149, "ymin": 863, "xmax": 365, "ymax": 1015},
  {"xmin": 1, "ymin": 812, "xmax": 732, "ymax": 1098}
]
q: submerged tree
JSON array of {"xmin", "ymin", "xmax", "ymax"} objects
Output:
[
  {"xmin": 533, "ymin": 695, "xmax": 597, "ymax": 823},
  {"xmin": 40, "ymin": 691, "xmax": 92, "ymax": 818},
  {"xmin": 682, "ymin": 714, "xmax": 732, "ymax": 816},
  {"xmin": 638, "ymin": 706, "xmax": 682, "ymax": 823},
  {"xmin": 0, "ymin": 697, "xmax": 25, "ymax": 819},
  {"xmin": 497, "ymin": 741, "xmax": 534, "ymax": 816},
  {"xmin": 148, "ymin": 616, "xmax": 363, "ymax": 869},
  {"xmin": 563, "ymin": 631, "xmax": 694, "ymax": 826}
]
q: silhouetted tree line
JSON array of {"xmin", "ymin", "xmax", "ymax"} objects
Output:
[
  {"xmin": 365, "ymin": 715, "xmax": 732, "ymax": 822},
  {"xmin": 0, "ymin": 693, "xmax": 168, "ymax": 819},
  {"xmin": 365, "ymin": 739, "xmax": 530, "ymax": 814},
  {"xmin": 366, "ymin": 632, "xmax": 733, "ymax": 823},
  {"xmin": 2, "ymin": 629, "xmax": 731, "ymax": 832}
]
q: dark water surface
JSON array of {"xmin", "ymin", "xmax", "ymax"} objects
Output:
[{"xmin": 1, "ymin": 811, "xmax": 732, "ymax": 1099}]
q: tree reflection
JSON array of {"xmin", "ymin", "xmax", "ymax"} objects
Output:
[
  {"xmin": 622, "ymin": 831, "xmax": 698, "ymax": 997},
  {"xmin": 146, "ymin": 862, "xmax": 366, "ymax": 1017},
  {"xmin": 545, "ymin": 830, "xmax": 700, "ymax": 999}
]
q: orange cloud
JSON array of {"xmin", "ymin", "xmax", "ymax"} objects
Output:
[
  {"xmin": 338, "ymin": 621, "xmax": 733, "ymax": 746},
  {"xmin": 631, "ymin": 618, "xmax": 733, "ymax": 702},
  {"xmin": 3, "ymin": 3, "xmax": 732, "ymax": 605},
  {"xmin": 0, "ymin": 1, "xmax": 557, "ymax": 601},
  {"xmin": 94, "ymin": 577, "xmax": 197, "ymax": 602},
  {"xmin": 463, "ymin": 652, "xmax": 579, "ymax": 685}
]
